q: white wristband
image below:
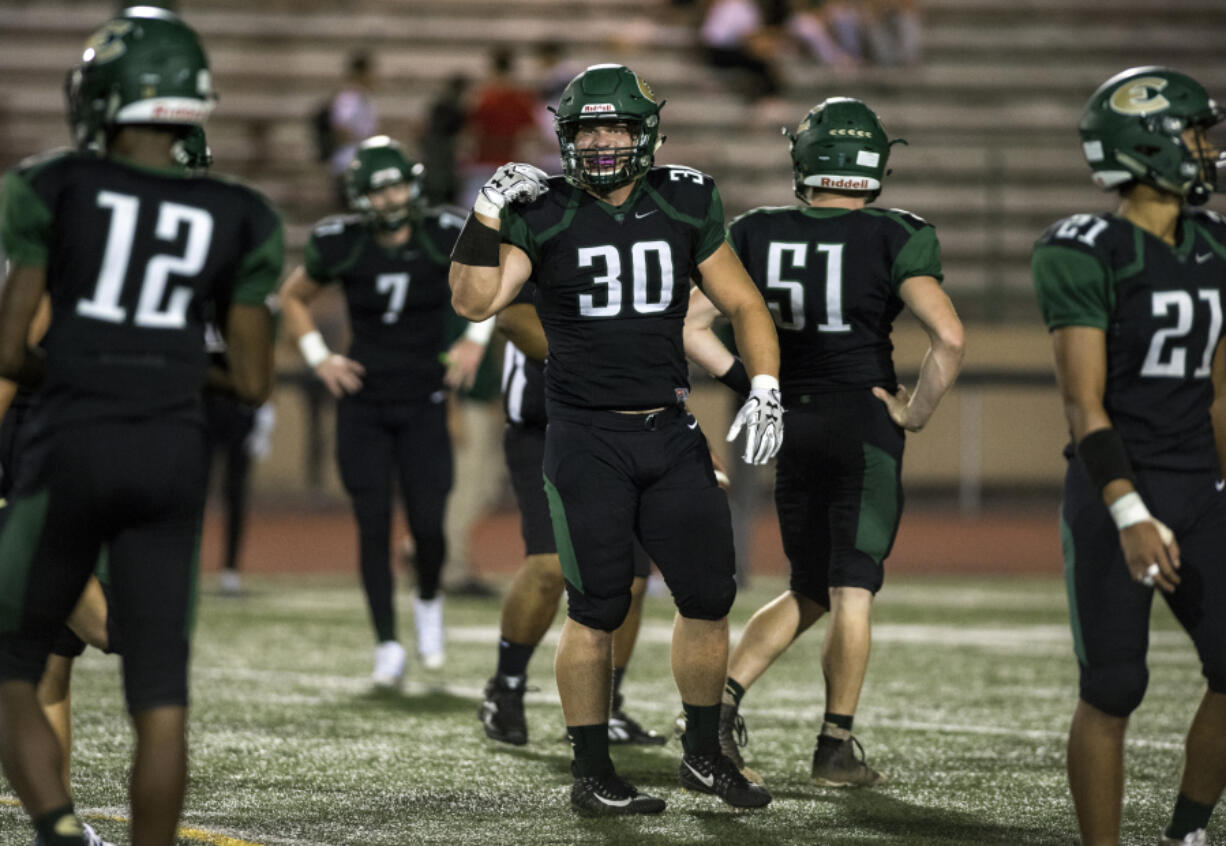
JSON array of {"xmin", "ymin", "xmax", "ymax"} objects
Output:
[
  {"xmin": 750, "ymin": 374, "xmax": 780, "ymax": 392},
  {"xmin": 473, "ymin": 191, "xmax": 502, "ymax": 220},
  {"xmin": 298, "ymin": 330, "xmax": 331, "ymax": 369},
  {"xmin": 463, "ymin": 316, "xmax": 495, "ymax": 346},
  {"xmin": 1108, "ymin": 491, "xmax": 1151, "ymax": 531}
]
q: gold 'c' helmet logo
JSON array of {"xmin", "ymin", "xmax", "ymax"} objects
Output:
[
  {"xmin": 1109, "ymin": 76, "xmax": 1171, "ymax": 115},
  {"xmin": 82, "ymin": 20, "xmax": 134, "ymax": 64},
  {"xmin": 635, "ymin": 74, "xmax": 657, "ymax": 104}
]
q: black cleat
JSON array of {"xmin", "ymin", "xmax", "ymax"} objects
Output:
[
  {"xmin": 811, "ymin": 733, "xmax": 886, "ymax": 787},
  {"xmin": 570, "ymin": 765, "xmax": 667, "ymax": 816},
  {"xmin": 679, "ymin": 750, "xmax": 772, "ymax": 808},
  {"xmin": 478, "ymin": 675, "xmax": 527, "ymax": 745},
  {"xmin": 718, "ymin": 702, "xmax": 764, "ymax": 785},
  {"xmin": 608, "ymin": 705, "xmax": 667, "ymax": 746}
]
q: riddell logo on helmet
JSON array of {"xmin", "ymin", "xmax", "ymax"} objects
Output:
[
  {"xmin": 819, "ymin": 176, "xmax": 871, "ymax": 189},
  {"xmin": 582, "ymin": 104, "xmax": 616, "ymax": 114},
  {"xmin": 151, "ymin": 104, "xmax": 204, "ymax": 120}
]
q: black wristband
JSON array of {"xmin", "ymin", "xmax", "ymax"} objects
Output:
[
  {"xmin": 716, "ymin": 357, "xmax": 751, "ymax": 398},
  {"xmin": 1076, "ymin": 428, "xmax": 1136, "ymax": 493},
  {"xmin": 450, "ymin": 213, "xmax": 502, "ymax": 267}
]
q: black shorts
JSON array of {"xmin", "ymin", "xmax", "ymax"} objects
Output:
[
  {"xmin": 543, "ymin": 404, "xmax": 733, "ymax": 627},
  {"xmin": 1062, "ymin": 459, "xmax": 1226, "ymax": 698},
  {"xmin": 0, "ymin": 400, "xmax": 32, "ymax": 501},
  {"xmin": 204, "ymin": 390, "xmax": 256, "ymax": 450},
  {"xmin": 775, "ymin": 391, "xmax": 905, "ymax": 605},
  {"xmin": 0, "ymin": 421, "xmax": 206, "ymax": 711},
  {"xmin": 505, "ymin": 422, "xmax": 650, "ymax": 576}
]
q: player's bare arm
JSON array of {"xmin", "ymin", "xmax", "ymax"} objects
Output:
[
  {"xmin": 0, "ymin": 294, "xmax": 50, "ymax": 420},
  {"xmin": 496, "ymin": 302, "xmax": 549, "ymax": 362},
  {"xmin": 224, "ymin": 302, "xmax": 275, "ymax": 406},
  {"xmin": 1052, "ymin": 325, "xmax": 1180, "ymax": 591},
  {"xmin": 695, "ymin": 242, "xmax": 779, "ymax": 382},
  {"xmin": 872, "ymin": 276, "xmax": 964, "ymax": 431},
  {"xmin": 682, "ymin": 287, "xmax": 738, "ymax": 382},
  {"xmin": 280, "ymin": 265, "xmax": 366, "ymax": 398},
  {"xmin": 450, "ymin": 162, "xmax": 549, "ymax": 321},
  {"xmin": 0, "ymin": 265, "xmax": 46, "ymax": 385}
]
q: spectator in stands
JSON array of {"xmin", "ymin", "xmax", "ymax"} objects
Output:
[
  {"xmin": 459, "ymin": 47, "xmax": 542, "ymax": 206},
  {"xmin": 863, "ymin": 0, "xmax": 922, "ymax": 66},
  {"xmin": 699, "ymin": 0, "xmax": 787, "ymax": 119},
  {"xmin": 533, "ymin": 42, "xmax": 580, "ymax": 173},
  {"xmin": 421, "ymin": 74, "xmax": 470, "ymax": 206},
  {"xmin": 328, "ymin": 50, "xmax": 380, "ymax": 207},
  {"xmin": 787, "ymin": 0, "xmax": 862, "ymax": 70}
]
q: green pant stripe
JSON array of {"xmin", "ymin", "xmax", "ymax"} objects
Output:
[
  {"xmin": 853, "ymin": 442, "xmax": 900, "ymax": 564},
  {"xmin": 543, "ymin": 473, "xmax": 582, "ymax": 594},
  {"xmin": 0, "ymin": 489, "xmax": 50, "ymax": 634},
  {"xmin": 1060, "ymin": 511, "xmax": 1087, "ymax": 665}
]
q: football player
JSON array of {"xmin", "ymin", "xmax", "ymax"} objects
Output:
[
  {"xmin": 1032, "ymin": 67, "xmax": 1226, "ymax": 846},
  {"xmin": 0, "ymin": 8, "xmax": 281, "ymax": 846},
  {"xmin": 281, "ymin": 136, "xmax": 491, "ymax": 686},
  {"xmin": 685, "ymin": 97, "xmax": 963, "ymax": 788},
  {"xmin": 451, "ymin": 63, "xmax": 779, "ymax": 815},
  {"xmin": 479, "ymin": 286, "xmax": 664, "ymax": 747}
]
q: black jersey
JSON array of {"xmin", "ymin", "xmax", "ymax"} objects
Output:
[
  {"xmin": 0, "ymin": 150, "xmax": 283, "ymax": 432},
  {"xmin": 501, "ymin": 283, "xmax": 547, "ymax": 429},
  {"xmin": 304, "ymin": 207, "xmax": 464, "ymax": 402},
  {"xmin": 1033, "ymin": 210, "xmax": 1226, "ymax": 471},
  {"xmin": 729, "ymin": 205, "xmax": 943, "ymax": 401},
  {"xmin": 501, "ymin": 166, "xmax": 727, "ymax": 411}
]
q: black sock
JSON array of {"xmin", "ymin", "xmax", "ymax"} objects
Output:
[
  {"xmin": 819, "ymin": 712, "xmax": 855, "ymax": 749},
  {"xmin": 567, "ymin": 723, "xmax": 612, "ymax": 777},
  {"xmin": 682, "ymin": 702, "xmax": 721, "ymax": 756},
  {"xmin": 1166, "ymin": 793, "xmax": 1214, "ymax": 840},
  {"xmin": 724, "ymin": 677, "xmax": 746, "ymax": 707},
  {"xmin": 611, "ymin": 666, "xmax": 626, "ymax": 711},
  {"xmin": 34, "ymin": 805, "xmax": 83, "ymax": 846},
  {"xmin": 496, "ymin": 639, "xmax": 536, "ymax": 679}
]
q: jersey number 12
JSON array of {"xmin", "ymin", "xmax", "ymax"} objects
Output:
[{"xmin": 77, "ymin": 190, "xmax": 214, "ymax": 329}]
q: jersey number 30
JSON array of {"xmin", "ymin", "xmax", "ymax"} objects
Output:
[
  {"xmin": 77, "ymin": 190, "xmax": 214, "ymax": 329},
  {"xmin": 577, "ymin": 242, "xmax": 674, "ymax": 317}
]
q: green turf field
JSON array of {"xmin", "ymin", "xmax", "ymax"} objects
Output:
[{"xmin": 0, "ymin": 574, "xmax": 1204, "ymax": 845}]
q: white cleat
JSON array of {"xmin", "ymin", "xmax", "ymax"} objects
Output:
[
  {"xmin": 414, "ymin": 594, "xmax": 445, "ymax": 670},
  {"xmin": 1160, "ymin": 830, "xmax": 1206, "ymax": 846},
  {"xmin": 371, "ymin": 640, "xmax": 406, "ymax": 689},
  {"xmin": 83, "ymin": 822, "xmax": 115, "ymax": 846}
]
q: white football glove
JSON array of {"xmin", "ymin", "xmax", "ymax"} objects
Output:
[
  {"xmin": 244, "ymin": 402, "xmax": 276, "ymax": 460},
  {"xmin": 473, "ymin": 163, "xmax": 550, "ymax": 218},
  {"xmin": 726, "ymin": 375, "xmax": 783, "ymax": 465}
]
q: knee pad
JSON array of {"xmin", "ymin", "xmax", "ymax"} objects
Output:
[
  {"xmin": 565, "ymin": 584, "xmax": 631, "ymax": 633},
  {"xmin": 674, "ymin": 571, "xmax": 736, "ymax": 621},
  {"xmin": 1080, "ymin": 661, "xmax": 1148, "ymax": 718}
]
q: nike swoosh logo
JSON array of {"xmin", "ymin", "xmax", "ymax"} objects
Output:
[
  {"xmin": 684, "ymin": 760, "xmax": 715, "ymax": 788},
  {"xmin": 687, "ymin": 419, "xmax": 699, "ymax": 430},
  {"xmin": 1197, "ymin": 252, "xmax": 1214, "ymax": 264},
  {"xmin": 1216, "ymin": 479, "xmax": 1224, "ymax": 492},
  {"xmin": 593, "ymin": 792, "xmax": 633, "ymax": 807},
  {"xmin": 634, "ymin": 210, "xmax": 657, "ymax": 219}
]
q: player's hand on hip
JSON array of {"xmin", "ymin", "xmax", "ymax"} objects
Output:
[
  {"xmin": 726, "ymin": 377, "xmax": 783, "ymax": 465},
  {"xmin": 1120, "ymin": 519, "xmax": 1180, "ymax": 593},
  {"xmin": 872, "ymin": 384, "xmax": 920, "ymax": 430},
  {"xmin": 315, "ymin": 354, "xmax": 365, "ymax": 398},
  {"xmin": 443, "ymin": 338, "xmax": 484, "ymax": 391},
  {"xmin": 473, "ymin": 163, "xmax": 549, "ymax": 218}
]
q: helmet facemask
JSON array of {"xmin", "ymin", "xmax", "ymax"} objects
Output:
[
  {"xmin": 345, "ymin": 137, "xmax": 424, "ymax": 232},
  {"xmin": 558, "ymin": 117, "xmax": 653, "ymax": 193}
]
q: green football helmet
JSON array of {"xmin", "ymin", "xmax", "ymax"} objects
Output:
[
  {"xmin": 65, "ymin": 6, "xmax": 216, "ymax": 153},
  {"xmin": 1079, "ymin": 66, "xmax": 1224, "ymax": 205},
  {"xmin": 345, "ymin": 136, "xmax": 424, "ymax": 231},
  {"xmin": 172, "ymin": 125, "xmax": 212, "ymax": 173},
  {"xmin": 786, "ymin": 97, "xmax": 900, "ymax": 202},
  {"xmin": 553, "ymin": 64, "xmax": 663, "ymax": 192}
]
